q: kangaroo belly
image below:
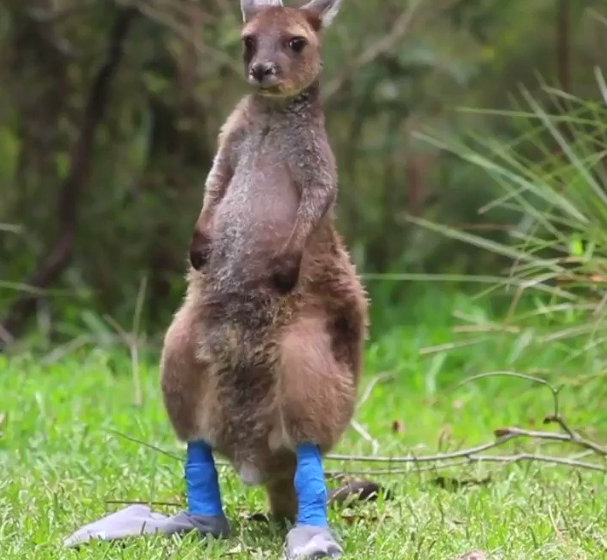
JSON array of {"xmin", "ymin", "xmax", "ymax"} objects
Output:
[{"xmin": 210, "ymin": 161, "xmax": 299, "ymax": 287}]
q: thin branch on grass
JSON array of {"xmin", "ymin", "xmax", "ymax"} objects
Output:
[
  {"xmin": 328, "ymin": 372, "xmax": 606, "ymax": 475},
  {"xmin": 470, "ymin": 454, "xmax": 606, "ymax": 472},
  {"xmin": 327, "ymin": 459, "xmax": 474, "ymax": 478},
  {"xmin": 328, "ymin": 453, "xmax": 607, "ymax": 476},
  {"xmin": 108, "ymin": 430, "xmax": 182, "ymax": 462},
  {"xmin": 109, "ymin": 430, "xmax": 230, "ymax": 467},
  {"xmin": 548, "ymin": 503, "xmax": 565, "ymax": 543},
  {"xmin": 327, "ymin": 435, "xmax": 519, "ymax": 464},
  {"xmin": 340, "ymin": 457, "xmax": 605, "ymax": 475},
  {"xmin": 454, "ymin": 371, "xmax": 564, "ymax": 420},
  {"xmin": 494, "ymin": 427, "xmax": 607, "ymax": 456}
]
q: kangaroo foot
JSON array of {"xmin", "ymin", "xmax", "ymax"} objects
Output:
[
  {"xmin": 176, "ymin": 512, "xmax": 230, "ymax": 538},
  {"xmin": 284, "ymin": 525, "xmax": 343, "ymax": 559}
]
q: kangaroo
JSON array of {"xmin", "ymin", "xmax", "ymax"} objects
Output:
[{"xmin": 161, "ymin": 0, "xmax": 367, "ymax": 557}]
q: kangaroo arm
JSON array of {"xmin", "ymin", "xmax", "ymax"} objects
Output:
[
  {"xmin": 284, "ymin": 177, "xmax": 336, "ymax": 255},
  {"xmin": 190, "ymin": 149, "xmax": 233, "ymax": 270},
  {"xmin": 282, "ymin": 130, "xmax": 337, "ymax": 255},
  {"xmin": 195, "ymin": 99, "xmax": 247, "ymax": 235},
  {"xmin": 271, "ymin": 177, "xmax": 335, "ymax": 293},
  {"xmin": 196, "ymin": 151, "xmax": 233, "ymax": 235}
]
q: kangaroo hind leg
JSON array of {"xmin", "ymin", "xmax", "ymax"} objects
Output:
[
  {"xmin": 278, "ymin": 315, "xmax": 357, "ymax": 451},
  {"xmin": 266, "ymin": 475, "xmax": 298, "ymax": 524}
]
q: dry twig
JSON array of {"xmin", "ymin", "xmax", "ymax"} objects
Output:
[
  {"xmin": 328, "ymin": 372, "xmax": 607, "ymax": 475},
  {"xmin": 327, "ymin": 435, "xmax": 519, "ymax": 464},
  {"xmin": 108, "ymin": 430, "xmax": 182, "ymax": 462}
]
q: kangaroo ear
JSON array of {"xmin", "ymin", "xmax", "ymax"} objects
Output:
[
  {"xmin": 300, "ymin": 0, "xmax": 343, "ymax": 28},
  {"xmin": 241, "ymin": 0, "xmax": 284, "ymax": 22}
]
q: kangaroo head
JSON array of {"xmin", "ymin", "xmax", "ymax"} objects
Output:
[{"xmin": 240, "ymin": 0, "xmax": 342, "ymax": 98}]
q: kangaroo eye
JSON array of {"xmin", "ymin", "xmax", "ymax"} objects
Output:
[
  {"xmin": 289, "ymin": 37, "xmax": 307, "ymax": 53},
  {"xmin": 243, "ymin": 36, "xmax": 256, "ymax": 51}
]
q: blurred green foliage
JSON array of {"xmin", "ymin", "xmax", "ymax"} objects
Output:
[{"xmin": 0, "ymin": 0, "xmax": 606, "ymax": 338}]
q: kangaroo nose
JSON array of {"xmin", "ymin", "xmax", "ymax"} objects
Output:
[{"xmin": 250, "ymin": 63, "xmax": 277, "ymax": 82}]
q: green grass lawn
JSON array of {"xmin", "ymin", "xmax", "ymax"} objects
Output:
[{"xmin": 1, "ymin": 291, "xmax": 606, "ymax": 559}]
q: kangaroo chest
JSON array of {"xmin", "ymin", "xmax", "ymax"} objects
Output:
[{"xmin": 209, "ymin": 123, "xmax": 306, "ymax": 289}]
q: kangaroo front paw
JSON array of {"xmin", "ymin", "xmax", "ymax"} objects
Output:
[
  {"xmin": 285, "ymin": 525, "xmax": 343, "ymax": 559},
  {"xmin": 270, "ymin": 251, "xmax": 302, "ymax": 294}
]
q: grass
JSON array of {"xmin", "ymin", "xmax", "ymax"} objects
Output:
[
  {"xmin": 1, "ymin": 290, "xmax": 606, "ymax": 560},
  {"xmin": 414, "ymin": 79, "xmax": 607, "ymax": 372}
]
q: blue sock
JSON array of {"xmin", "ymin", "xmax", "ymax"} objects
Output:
[
  {"xmin": 295, "ymin": 443, "xmax": 328, "ymax": 527},
  {"xmin": 186, "ymin": 441, "xmax": 223, "ymax": 517}
]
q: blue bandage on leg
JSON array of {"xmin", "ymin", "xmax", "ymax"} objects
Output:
[
  {"xmin": 294, "ymin": 443, "xmax": 328, "ymax": 527},
  {"xmin": 186, "ymin": 441, "xmax": 223, "ymax": 517}
]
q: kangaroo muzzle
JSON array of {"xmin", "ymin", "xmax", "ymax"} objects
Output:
[{"xmin": 249, "ymin": 62, "xmax": 280, "ymax": 88}]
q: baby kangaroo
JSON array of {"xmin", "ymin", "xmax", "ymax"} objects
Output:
[{"xmin": 161, "ymin": 0, "xmax": 367, "ymax": 557}]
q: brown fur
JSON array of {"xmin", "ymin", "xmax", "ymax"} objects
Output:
[
  {"xmin": 161, "ymin": 0, "xmax": 367, "ymax": 521},
  {"xmin": 242, "ymin": 8, "xmax": 322, "ymax": 97}
]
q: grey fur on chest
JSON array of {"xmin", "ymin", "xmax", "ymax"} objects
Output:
[{"xmin": 236, "ymin": 101, "xmax": 322, "ymax": 171}]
